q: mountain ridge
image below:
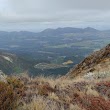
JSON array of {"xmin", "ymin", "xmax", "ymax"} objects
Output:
[
  {"xmin": 65, "ymin": 44, "xmax": 110, "ymax": 78},
  {"xmin": 0, "ymin": 27, "xmax": 100, "ymax": 34},
  {"xmin": 0, "ymin": 27, "xmax": 109, "ymax": 76}
]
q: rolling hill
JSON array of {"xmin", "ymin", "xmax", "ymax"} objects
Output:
[
  {"xmin": 0, "ymin": 27, "xmax": 109, "ymax": 75},
  {"xmin": 1, "ymin": 44, "xmax": 110, "ymax": 110},
  {"xmin": 0, "ymin": 51, "xmax": 26, "ymax": 74},
  {"xmin": 65, "ymin": 44, "xmax": 110, "ymax": 78}
]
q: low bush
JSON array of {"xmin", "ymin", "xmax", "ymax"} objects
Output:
[
  {"xmin": 0, "ymin": 81, "xmax": 17, "ymax": 110},
  {"xmin": 0, "ymin": 76, "xmax": 25, "ymax": 110},
  {"xmin": 7, "ymin": 76, "xmax": 25, "ymax": 97}
]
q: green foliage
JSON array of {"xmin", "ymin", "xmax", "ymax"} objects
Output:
[{"xmin": 13, "ymin": 66, "xmax": 23, "ymax": 74}]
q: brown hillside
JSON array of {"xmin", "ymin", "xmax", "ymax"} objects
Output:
[{"xmin": 65, "ymin": 44, "xmax": 110, "ymax": 78}]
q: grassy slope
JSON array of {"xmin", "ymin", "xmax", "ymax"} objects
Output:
[{"xmin": 2, "ymin": 71, "xmax": 109, "ymax": 110}]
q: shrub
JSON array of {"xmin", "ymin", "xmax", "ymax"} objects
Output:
[
  {"xmin": 0, "ymin": 81, "xmax": 18, "ymax": 110},
  {"xmin": 0, "ymin": 77, "xmax": 25, "ymax": 110},
  {"xmin": 17, "ymin": 97, "xmax": 46, "ymax": 110},
  {"xmin": 37, "ymin": 83, "xmax": 55, "ymax": 96},
  {"xmin": 81, "ymin": 96, "xmax": 110, "ymax": 110},
  {"xmin": 7, "ymin": 76, "xmax": 25, "ymax": 97}
]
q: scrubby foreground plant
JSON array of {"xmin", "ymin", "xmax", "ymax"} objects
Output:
[
  {"xmin": 0, "ymin": 76, "xmax": 25, "ymax": 110},
  {"xmin": 1, "ymin": 72, "xmax": 110, "ymax": 110},
  {"xmin": 0, "ymin": 81, "xmax": 17, "ymax": 110},
  {"xmin": 17, "ymin": 72, "xmax": 110, "ymax": 110}
]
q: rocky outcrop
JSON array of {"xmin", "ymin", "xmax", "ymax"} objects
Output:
[
  {"xmin": 66, "ymin": 44, "xmax": 110, "ymax": 78},
  {"xmin": 0, "ymin": 70, "xmax": 7, "ymax": 82}
]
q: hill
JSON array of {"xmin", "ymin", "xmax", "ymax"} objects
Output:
[
  {"xmin": 0, "ymin": 51, "xmax": 26, "ymax": 74},
  {"xmin": 0, "ymin": 51, "xmax": 38, "ymax": 75},
  {"xmin": 65, "ymin": 44, "xmax": 110, "ymax": 78},
  {"xmin": 0, "ymin": 44, "xmax": 110, "ymax": 110},
  {"xmin": 0, "ymin": 27, "xmax": 109, "ymax": 76}
]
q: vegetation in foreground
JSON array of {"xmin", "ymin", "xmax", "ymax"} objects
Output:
[{"xmin": 0, "ymin": 72, "xmax": 110, "ymax": 110}]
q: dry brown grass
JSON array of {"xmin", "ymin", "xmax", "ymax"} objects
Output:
[
  {"xmin": 24, "ymin": 72, "xmax": 110, "ymax": 108},
  {"xmin": 18, "ymin": 96, "xmax": 46, "ymax": 110},
  {"xmin": 1, "ymin": 71, "xmax": 110, "ymax": 110}
]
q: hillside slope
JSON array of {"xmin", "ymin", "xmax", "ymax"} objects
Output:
[
  {"xmin": 66, "ymin": 44, "xmax": 110, "ymax": 78},
  {"xmin": 0, "ymin": 44, "xmax": 110, "ymax": 110},
  {"xmin": 0, "ymin": 51, "xmax": 31, "ymax": 74},
  {"xmin": 0, "ymin": 52, "xmax": 21, "ymax": 74}
]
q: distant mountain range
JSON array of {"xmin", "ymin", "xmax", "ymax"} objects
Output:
[
  {"xmin": 0, "ymin": 27, "xmax": 103, "ymax": 38},
  {"xmin": 41, "ymin": 27, "xmax": 98, "ymax": 35},
  {"xmin": 0, "ymin": 27, "xmax": 109, "ymax": 76}
]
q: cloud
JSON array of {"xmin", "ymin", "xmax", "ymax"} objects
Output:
[
  {"xmin": 0, "ymin": 0, "xmax": 110, "ymax": 31},
  {"xmin": 8, "ymin": 0, "xmax": 110, "ymax": 11}
]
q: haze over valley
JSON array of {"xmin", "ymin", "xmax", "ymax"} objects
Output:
[{"xmin": 0, "ymin": 27, "xmax": 109, "ymax": 76}]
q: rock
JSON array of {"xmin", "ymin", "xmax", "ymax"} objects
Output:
[{"xmin": 0, "ymin": 70, "xmax": 7, "ymax": 82}]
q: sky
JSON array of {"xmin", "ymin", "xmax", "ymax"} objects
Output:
[{"xmin": 0, "ymin": 0, "xmax": 110, "ymax": 32}]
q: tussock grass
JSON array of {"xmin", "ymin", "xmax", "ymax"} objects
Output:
[{"xmin": 1, "ymin": 71, "xmax": 110, "ymax": 110}]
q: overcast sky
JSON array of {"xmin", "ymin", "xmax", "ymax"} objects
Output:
[{"xmin": 0, "ymin": 0, "xmax": 110, "ymax": 31}]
